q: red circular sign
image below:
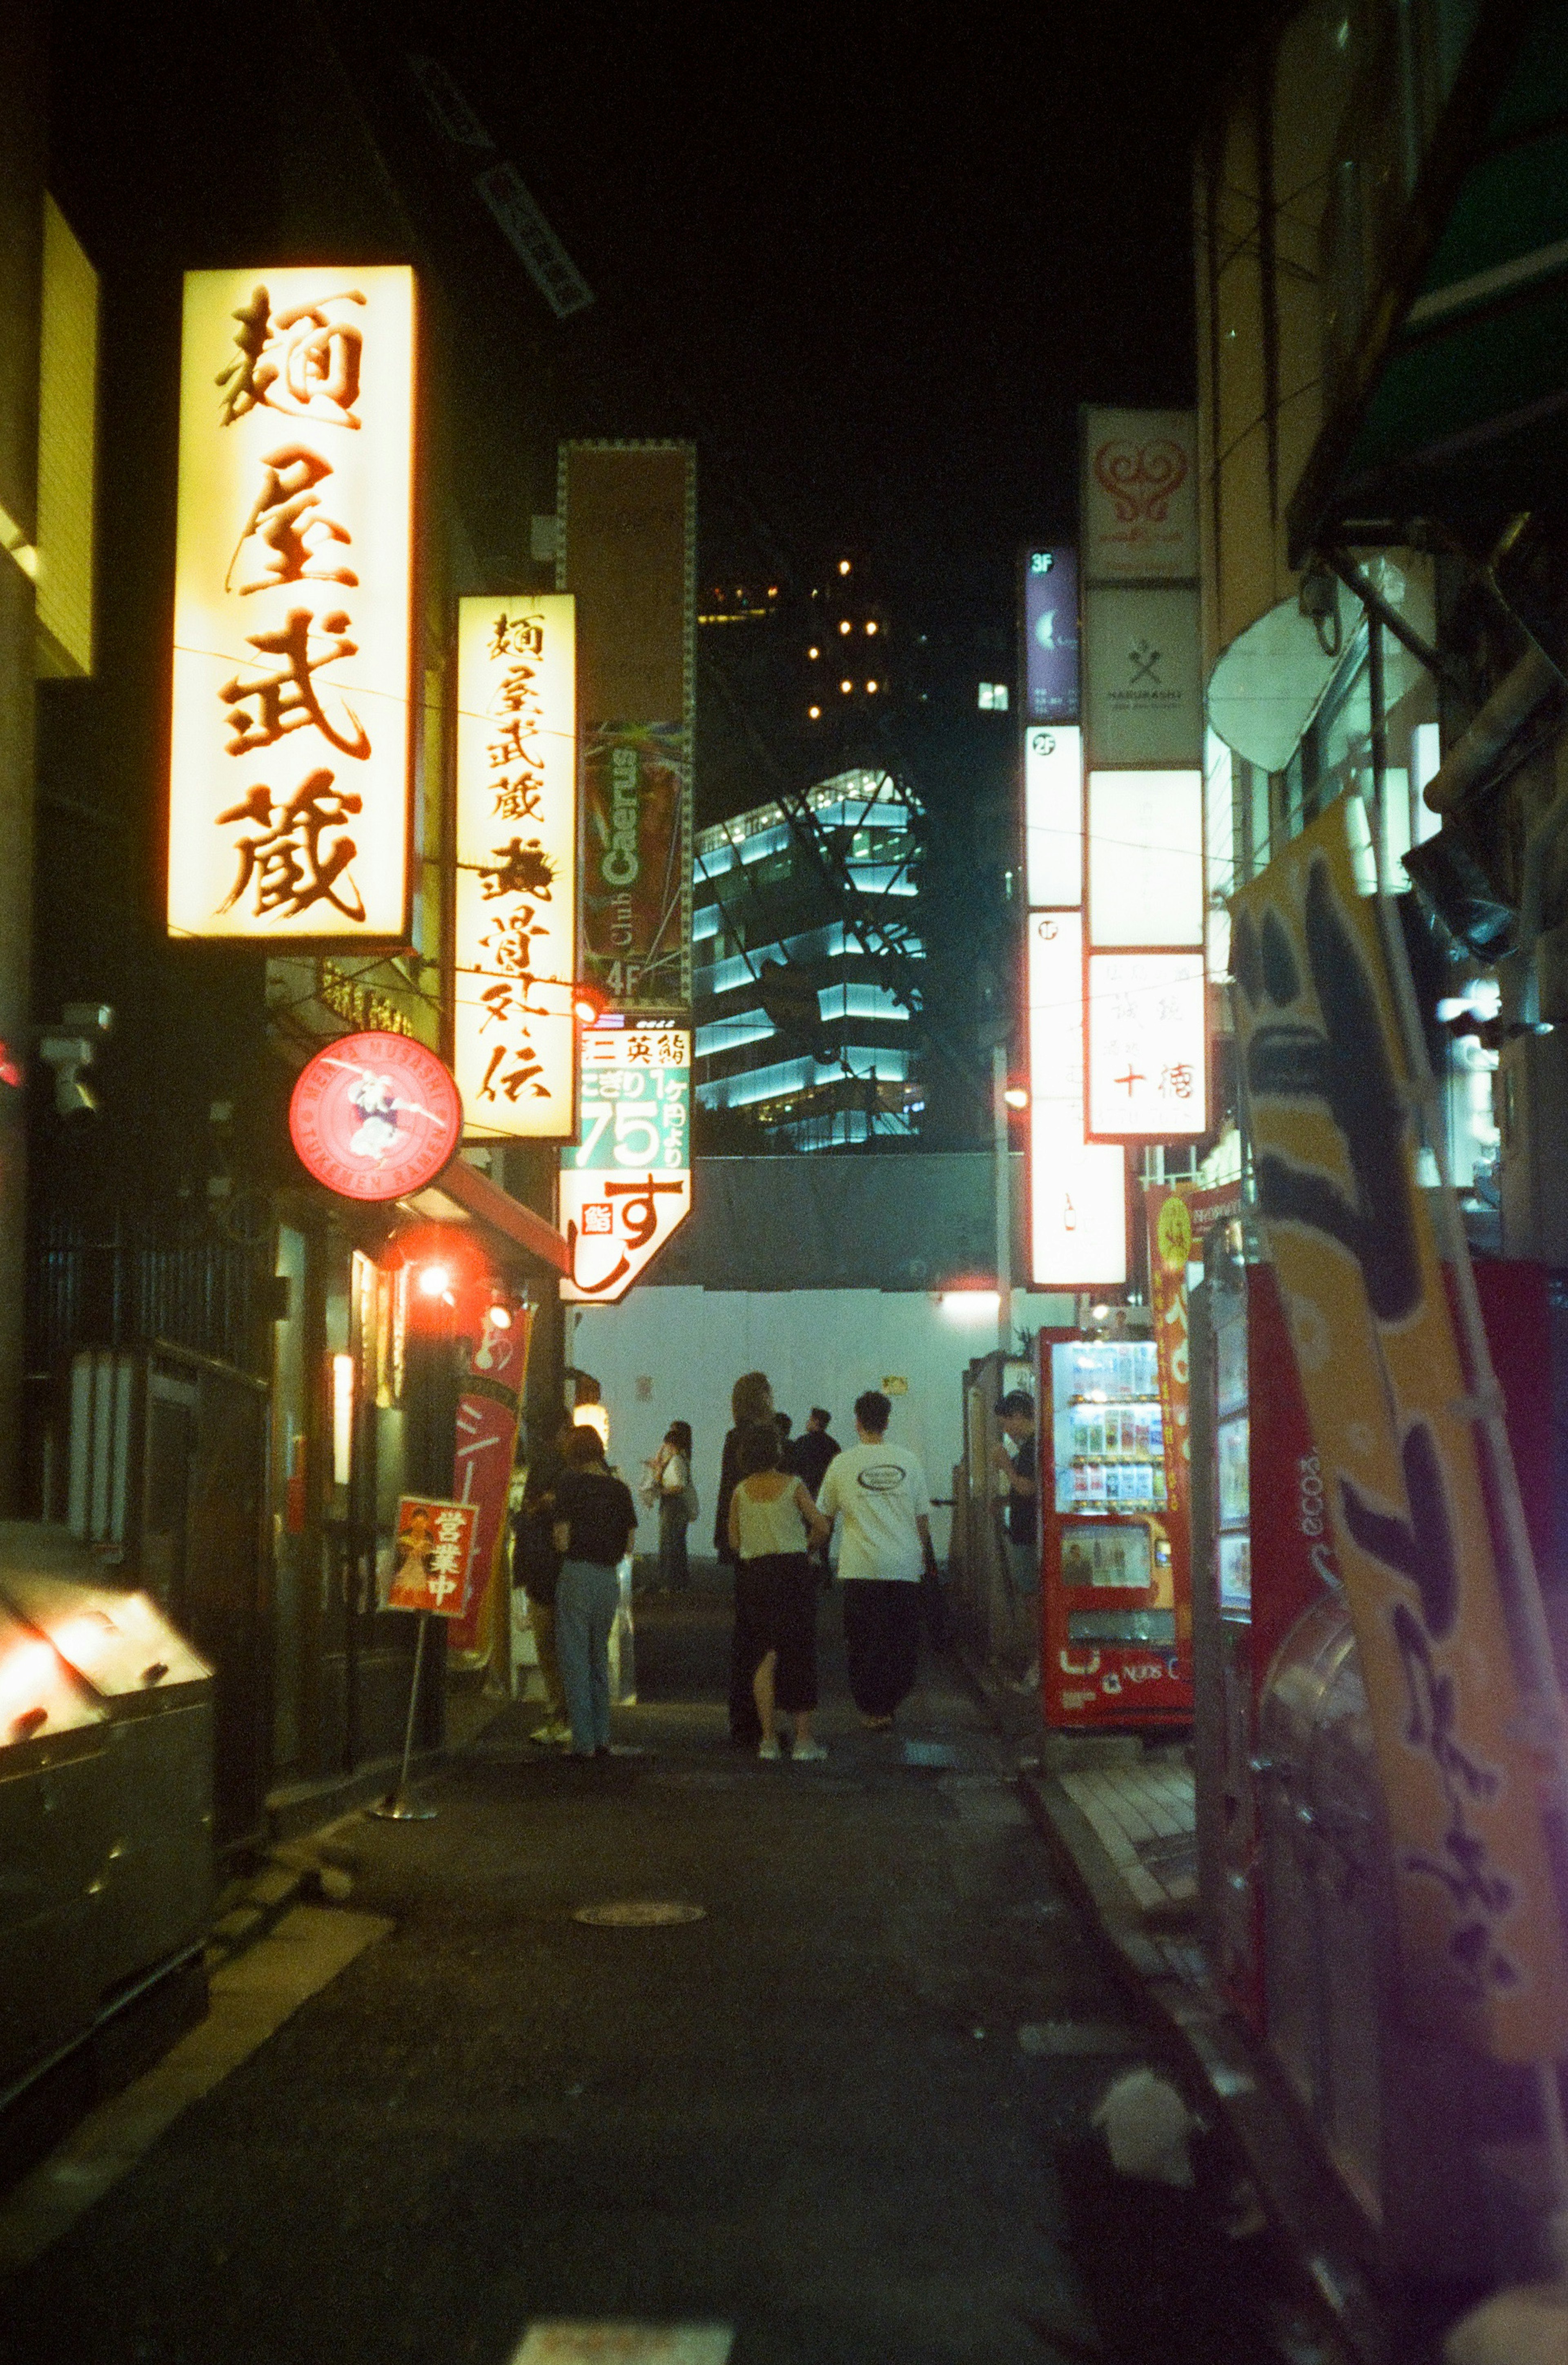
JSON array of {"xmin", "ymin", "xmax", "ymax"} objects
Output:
[{"xmin": 288, "ymin": 1033, "xmax": 463, "ymax": 1203}]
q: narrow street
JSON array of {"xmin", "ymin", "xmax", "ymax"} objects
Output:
[{"xmin": 0, "ymin": 1602, "xmax": 1285, "ymax": 2365}]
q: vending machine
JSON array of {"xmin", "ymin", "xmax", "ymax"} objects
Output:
[{"xmin": 1037, "ymin": 1325, "xmax": 1194, "ymax": 1728}]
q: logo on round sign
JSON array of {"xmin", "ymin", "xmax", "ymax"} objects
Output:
[{"xmin": 289, "ymin": 1032, "xmax": 463, "ymax": 1202}]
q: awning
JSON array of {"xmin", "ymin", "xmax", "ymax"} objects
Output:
[
  {"xmin": 416, "ymin": 1156, "xmax": 571, "ymax": 1276},
  {"xmin": 1289, "ymin": 4, "xmax": 1568, "ymax": 555}
]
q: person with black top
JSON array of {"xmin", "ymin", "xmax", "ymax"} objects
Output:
[
  {"xmin": 550, "ymin": 1423, "xmax": 638, "ymax": 1757},
  {"xmin": 993, "ymin": 1389, "xmax": 1040, "ymax": 1690},
  {"xmin": 715, "ymin": 1370, "xmax": 773, "ymax": 1746},
  {"xmin": 511, "ymin": 1416, "xmax": 576, "ymax": 1746},
  {"xmin": 727, "ymin": 1419, "xmax": 831, "ymax": 1760},
  {"xmin": 785, "ymin": 1406, "xmax": 840, "ymax": 1499}
]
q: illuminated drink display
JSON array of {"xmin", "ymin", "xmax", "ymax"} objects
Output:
[
  {"xmin": 168, "ymin": 267, "xmax": 417, "ymax": 941},
  {"xmin": 288, "ymin": 1031, "xmax": 462, "ymax": 1201}
]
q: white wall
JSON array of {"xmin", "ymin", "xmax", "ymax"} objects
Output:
[{"xmin": 567, "ymin": 1286, "xmax": 1073, "ymax": 1558}]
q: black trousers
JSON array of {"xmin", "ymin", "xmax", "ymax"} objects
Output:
[
  {"xmin": 842, "ymin": 1580, "xmax": 922, "ymax": 1719},
  {"xmin": 726, "ymin": 1555, "xmax": 764, "ymax": 1742}
]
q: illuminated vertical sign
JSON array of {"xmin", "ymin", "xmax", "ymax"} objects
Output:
[
  {"xmin": 454, "ymin": 594, "xmax": 577, "ymax": 1140},
  {"xmin": 1022, "ymin": 547, "xmax": 1079, "ymax": 721},
  {"xmin": 559, "ymin": 443, "xmax": 696, "ymax": 1012},
  {"xmin": 1024, "ymin": 724, "xmax": 1083, "ymax": 907},
  {"xmin": 1086, "ymin": 769, "xmax": 1204, "ymax": 949},
  {"xmin": 1086, "ymin": 952, "xmax": 1207, "ymax": 1141},
  {"xmin": 559, "ymin": 1023, "xmax": 692, "ymax": 1301},
  {"xmin": 1027, "ymin": 912, "xmax": 1127, "ymax": 1286},
  {"xmin": 168, "ymin": 267, "xmax": 416, "ymax": 940}
]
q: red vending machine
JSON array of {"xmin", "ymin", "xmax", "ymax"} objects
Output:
[{"xmin": 1037, "ymin": 1324, "xmax": 1194, "ymax": 1728}]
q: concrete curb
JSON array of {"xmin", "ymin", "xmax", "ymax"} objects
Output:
[{"xmin": 953, "ymin": 1646, "xmax": 1383, "ymax": 2364}]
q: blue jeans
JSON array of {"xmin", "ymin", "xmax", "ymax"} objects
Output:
[{"xmin": 555, "ymin": 1559, "xmax": 621, "ymax": 1753}]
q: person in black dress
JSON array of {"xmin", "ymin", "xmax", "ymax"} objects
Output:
[{"xmin": 715, "ymin": 1370, "xmax": 773, "ymax": 1745}]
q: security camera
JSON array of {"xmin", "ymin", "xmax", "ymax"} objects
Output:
[{"xmin": 35, "ymin": 1003, "xmax": 114, "ymax": 1116}]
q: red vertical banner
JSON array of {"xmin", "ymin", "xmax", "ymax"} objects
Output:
[{"xmin": 446, "ymin": 1306, "xmax": 532, "ymax": 1662}]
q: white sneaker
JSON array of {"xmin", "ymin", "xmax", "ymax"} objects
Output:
[
  {"xmin": 792, "ymin": 1738, "xmax": 828, "ymax": 1763},
  {"xmin": 757, "ymin": 1737, "xmax": 782, "ymax": 1761}
]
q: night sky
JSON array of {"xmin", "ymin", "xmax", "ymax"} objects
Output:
[{"xmin": 414, "ymin": 0, "xmax": 1274, "ymax": 615}]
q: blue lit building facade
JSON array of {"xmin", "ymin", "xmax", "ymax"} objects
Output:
[{"xmin": 693, "ymin": 770, "xmax": 924, "ymax": 1150}]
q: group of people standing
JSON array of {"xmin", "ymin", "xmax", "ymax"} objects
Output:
[
  {"xmin": 510, "ymin": 1370, "xmax": 941, "ymax": 1764},
  {"xmin": 715, "ymin": 1371, "xmax": 938, "ymax": 1757}
]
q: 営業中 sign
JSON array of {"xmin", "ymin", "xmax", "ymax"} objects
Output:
[{"xmin": 386, "ymin": 1496, "xmax": 479, "ymax": 1617}]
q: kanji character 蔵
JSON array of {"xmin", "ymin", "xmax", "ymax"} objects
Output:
[{"xmin": 216, "ymin": 769, "xmax": 365, "ymax": 922}]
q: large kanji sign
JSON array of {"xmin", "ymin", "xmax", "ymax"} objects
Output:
[
  {"xmin": 559, "ymin": 1023, "xmax": 691, "ymax": 1301},
  {"xmin": 169, "ymin": 267, "xmax": 416, "ymax": 942},
  {"xmin": 453, "ymin": 594, "xmax": 577, "ymax": 1140}
]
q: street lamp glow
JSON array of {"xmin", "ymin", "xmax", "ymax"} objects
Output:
[
  {"xmin": 866, "ymin": 680, "xmax": 878, "ymax": 693},
  {"xmin": 866, "ymin": 619, "xmax": 878, "ymax": 635},
  {"xmin": 808, "ymin": 646, "xmax": 820, "ymax": 659},
  {"xmin": 808, "ymin": 705, "xmax": 821, "ymax": 719},
  {"xmin": 1003, "ymin": 1086, "xmax": 1029, "ymax": 1109},
  {"xmin": 940, "ymin": 1289, "xmax": 1001, "ymax": 1321},
  {"xmin": 840, "ymin": 679, "xmax": 852, "ymax": 693},
  {"xmin": 837, "ymin": 559, "xmax": 851, "ymax": 575},
  {"xmin": 416, "ymin": 1262, "xmax": 453, "ymax": 1299},
  {"xmin": 838, "ymin": 619, "xmax": 852, "ymax": 635}
]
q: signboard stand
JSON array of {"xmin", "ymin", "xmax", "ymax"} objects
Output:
[
  {"xmin": 372, "ymin": 1492, "xmax": 481, "ymax": 1821},
  {"xmin": 371, "ymin": 1610, "xmax": 438, "ymax": 1822}
]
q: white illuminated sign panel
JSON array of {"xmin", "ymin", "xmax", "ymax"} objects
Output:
[
  {"xmin": 454, "ymin": 594, "xmax": 578, "ymax": 1140},
  {"xmin": 169, "ymin": 267, "xmax": 416, "ymax": 941},
  {"xmin": 560, "ymin": 1024, "xmax": 692, "ymax": 1302},
  {"xmin": 1026, "ymin": 911, "xmax": 1127, "ymax": 1286},
  {"xmin": 1086, "ymin": 951, "xmax": 1207, "ymax": 1140},
  {"xmin": 1087, "ymin": 769, "xmax": 1203, "ymax": 949},
  {"xmin": 1024, "ymin": 724, "xmax": 1082, "ymax": 908}
]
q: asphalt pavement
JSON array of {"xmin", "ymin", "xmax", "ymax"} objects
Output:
[{"xmin": 0, "ymin": 1591, "xmax": 1294, "ymax": 2365}]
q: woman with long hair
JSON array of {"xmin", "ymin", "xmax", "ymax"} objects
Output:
[
  {"xmin": 716, "ymin": 1371, "xmax": 773, "ymax": 1746},
  {"xmin": 727, "ymin": 1419, "xmax": 830, "ymax": 1759},
  {"xmin": 646, "ymin": 1418, "xmax": 696, "ymax": 1592}
]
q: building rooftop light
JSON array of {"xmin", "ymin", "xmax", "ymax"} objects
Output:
[
  {"xmin": 838, "ymin": 559, "xmax": 851, "ymax": 575},
  {"xmin": 840, "ymin": 679, "xmax": 852, "ymax": 693}
]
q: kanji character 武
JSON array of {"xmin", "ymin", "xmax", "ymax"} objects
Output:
[{"xmin": 219, "ymin": 608, "xmax": 370, "ymax": 760}]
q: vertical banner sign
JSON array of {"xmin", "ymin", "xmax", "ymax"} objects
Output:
[
  {"xmin": 1027, "ymin": 912, "xmax": 1127, "ymax": 1286},
  {"xmin": 560, "ymin": 1023, "xmax": 692, "ymax": 1301},
  {"xmin": 1231, "ymin": 803, "xmax": 1568, "ymax": 2058},
  {"xmin": 447, "ymin": 1305, "xmax": 531, "ymax": 1664},
  {"xmin": 1145, "ymin": 1180, "xmax": 1242, "ymax": 1538},
  {"xmin": 454, "ymin": 594, "xmax": 577, "ymax": 1140},
  {"xmin": 559, "ymin": 443, "xmax": 696, "ymax": 1012},
  {"xmin": 169, "ymin": 268, "xmax": 416, "ymax": 940}
]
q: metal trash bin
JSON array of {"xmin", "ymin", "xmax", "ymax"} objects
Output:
[{"xmin": 0, "ymin": 1522, "xmax": 214, "ymax": 2114}]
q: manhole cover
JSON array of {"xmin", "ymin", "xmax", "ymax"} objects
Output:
[{"xmin": 572, "ymin": 1901, "xmax": 707, "ymax": 1928}]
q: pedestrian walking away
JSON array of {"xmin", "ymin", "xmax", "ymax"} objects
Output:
[
  {"xmin": 784, "ymin": 1404, "xmax": 840, "ymax": 1498},
  {"xmin": 715, "ymin": 1370, "xmax": 774, "ymax": 1745},
  {"xmin": 511, "ymin": 1416, "xmax": 576, "ymax": 1746},
  {"xmin": 993, "ymin": 1388, "xmax": 1041, "ymax": 1689},
  {"xmin": 642, "ymin": 1419, "xmax": 698, "ymax": 1593},
  {"xmin": 551, "ymin": 1423, "xmax": 639, "ymax": 1757},
  {"xmin": 727, "ymin": 1418, "xmax": 831, "ymax": 1760},
  {"xmin": 817, "ymin": 1389, "xmax": 937, "ymax": 1727}
]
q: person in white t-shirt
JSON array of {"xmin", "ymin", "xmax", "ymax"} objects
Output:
[{"xmin": 815, "ymin": 1388, "xmax": 936, "ymax": 1728}]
